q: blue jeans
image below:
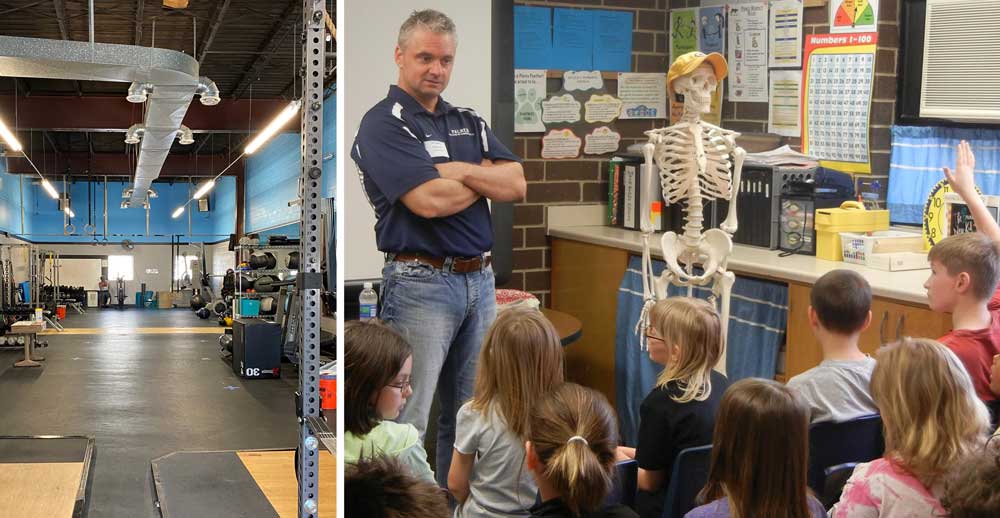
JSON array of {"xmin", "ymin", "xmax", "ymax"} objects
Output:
[{"xmin": 380, "ymin": 259, "xmax": 496, "ymax": 487}]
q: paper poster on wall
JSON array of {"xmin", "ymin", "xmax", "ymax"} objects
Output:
[
  {"xmin": 541, "ymin": 94, "xmax": 582, "ymax": 124},
  {"xmin": 618, "ymin": 73, "xmax": 667, "ymax": 119},
  {"xmin": 593, "ymin": 9, "xmax": 633, "ymax": 72},
  {"xmin": 768, "ymin": 70, "xmax": 802, "ymax": 137},
  {"xmin": 669, "ymin": 8, "xmax": 699, "ymax": 63},
  {"xmin": 514, "ymin": 69, "xmax": 547, "ymax": 133},
  {"xmin": 553, "ymin": 8, "xmax": 594, "ymax": 70},
  {"xmin": 698, "ymin": 6, "xmax": 726, "ymax": 55},
  {"xmin": 564, "ymin": 71, "xmax": 604, "ymax": 91},
  {"xmin": 541, "ymin": 129, "xmax": 582, "ymax": 159},
  {"xmin": 769, "ymin": 0, "xmax": 803, "ymax": 68},
  {"xmin": 802, "ymin": 33, "xmax": 878, "ymax": 174},
  {"xmin": 584, "ymin": 126, "xmax": 622, "ymax": 155},
  {"xmin": 727, "ymin": 2, "xmax": 769, "ymax": 102},
  {"xmin": 514, "ymin": 6, "xmax": 552, "ymax": 70},
  {"xmin": 584, "ymin": 95, "xmax": 623, "ymax": 123},
  {"xmin": 830, "ymin": 0, "xmax": 879, "ymax": 34}
]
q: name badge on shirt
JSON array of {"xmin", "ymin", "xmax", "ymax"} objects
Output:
[{"xmin": 424, "ymin": 140, "xmax": 450, "ymax": 159}]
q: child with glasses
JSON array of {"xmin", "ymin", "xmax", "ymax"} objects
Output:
[
  {"xmin": 344, "ymin": 319, "xmax": 434, "ymax": 482},
  {"xmin": 448, "ymin": 308, "xmax": 565, "ymax": 517},
  {"xmin": 634, "ymin": 297, "xmax": 729, "ymax": 518}
]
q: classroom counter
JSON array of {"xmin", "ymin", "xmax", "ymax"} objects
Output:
[{"xmin": 543, "ymin": 205, "xmax": 951, "ymax": 409}]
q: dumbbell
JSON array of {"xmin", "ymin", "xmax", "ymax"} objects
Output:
[{"xmin": 248, "ymin": 252, "xmax": 277, "ymax": 270}]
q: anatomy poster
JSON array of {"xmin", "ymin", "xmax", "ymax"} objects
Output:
[
  {"xmin": 669, "ymin": 8, "xmax": 699, "ymax": 63},
  {"xmin": 727, "ymin": 2, "xmax": 769, "ymax": 102},
  {"xmin": 802, "ymin": 33, "xmax": 878, "ymax": 173},
  {"xmin": 830, "ymin": 0, "xmax": 879, "ymax": 34},
  {"xmin": 768, "ymin": 70, "xmax": 801, "ymax": 137},
  {"xmin": 514, "ymin": 69, "xmax": 546, "ymax": 133},
  {"xmin": 698, "ymin": 6, "xmax": 726, "ymax": 55},
  {"xmin": 769, "ymin": 0, "xmax": 803, "ymax": 68}
]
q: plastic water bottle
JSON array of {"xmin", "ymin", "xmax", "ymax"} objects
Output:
[{"xmin": 359, "ymin": 282, "xmax": 378, "ymax": 321}]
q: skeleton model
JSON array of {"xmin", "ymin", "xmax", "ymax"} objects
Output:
[{"xmin": 637, "ymin": 52, "xmax": 746, "ymax": 373}]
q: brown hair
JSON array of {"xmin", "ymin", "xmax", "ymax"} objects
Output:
[
  {"xmin": 699, "ymin": 378, "xmax": 812, "ymax": 518},
  {"xmin": 942, "ymin": 437, "xmax": 1000, "ymax": 517},
  {"xmin": 649, "ymin": 297, "xmax": 723, "ymax": 402},
  {"xmin": 872, "ymin": 337, "xmax": 991, "ymax": 485},
  {"xmin": 471, "ymin": 307, "xmax": 564, "ymax": 441},
  {"xmin": 928, "ymin": 232, "xmax": 1000, "ymax": 300},
  {"xmin": 345, "ymin": 319, "xmax": 412, "ymax": 436},
  {"xmin": 345, "ymin": 455, "xmax": 450, "ymax": 518},
  {"xmin": 810, "ymin": 269, "xmax": 871, "ymax": 334},
  {"xmin": 528, "ymin": 383, "xmax": 618, "ymax": 515}
]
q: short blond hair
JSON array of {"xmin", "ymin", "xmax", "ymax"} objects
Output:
[
  {"xmin": 928, "ymin": 232, "xmax": 1000, "ymax": 300},
  {"xmin": 872, "ymin": 337, "xmax": 991, "ymax": 484},
  {"xmin": 649, "ymin": 297, "xmax": 723, "ymax": 402},
  {"xmin": 470, "ymin": 307, "xmax": 564, "ymax": 441}
]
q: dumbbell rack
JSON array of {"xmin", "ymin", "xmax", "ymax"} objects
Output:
[{"xmin": 233, "ymin": 244, "xmax": 298, "ymax": 321}]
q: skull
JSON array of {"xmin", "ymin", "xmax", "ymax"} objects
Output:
[{"xmin": 673, "ymin": 63, "xmax": 718, "ymax": 115}]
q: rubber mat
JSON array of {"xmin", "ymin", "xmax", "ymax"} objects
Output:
[{"xmin": 0, "ymin": 436, "xmax": 94, "ymax": 518}]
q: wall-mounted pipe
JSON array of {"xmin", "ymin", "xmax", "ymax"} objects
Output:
[{"xmin": 195, "ymin": 77, "xmax": 221, "ymax": 106}]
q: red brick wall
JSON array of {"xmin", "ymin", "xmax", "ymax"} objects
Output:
[{"xmin": 505, "ymin": 0, "xmax": 900, "ymax": 307}]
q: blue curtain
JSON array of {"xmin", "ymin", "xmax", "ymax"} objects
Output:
[
  {"xmin": 887, "ymin": 126, "xmax": 1000, "ymax": 224},
  {"xmin": 614, "ymin": 255, "xmax": 788, "ymax": 445}
]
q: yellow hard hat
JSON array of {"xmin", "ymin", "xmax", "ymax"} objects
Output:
[{"xmin": 667, "ymin": 51, "xmax": 728, "ymax": 95}]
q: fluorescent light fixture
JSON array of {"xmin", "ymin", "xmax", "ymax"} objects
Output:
[
  {"xmin": 172, "ymin": 206, "xmax": 185, "ymax": 219},
  {"xmin": 245, "ymin": 100, "xmax": 301, "ymax": 155},
  {"xmin": 193, "ymin": 180, "xmax": 215, "ymax": 199},
  {"xmin": 0, "ymin": 117, "xmax": 21, "ymax": 152},
  {"xmin": 41, "ymin": 179, "xmax": 59, "ymax": 199},
  {"xmin": 63, "ymin": 207, "xmax": 75, "ymax": 218}
]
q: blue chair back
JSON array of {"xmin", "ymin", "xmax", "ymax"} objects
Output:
[
  {"xmin": 662, "ymin": 444, "xmax": 712, "ymax": 518},
  {"xmin": 820, "ymin": 462, "xmax": 858, "ymax": 508},
  {"xmin": 604, "ymin": 459, "xmax": 638, "ymax": 510},
  {"xmin": 808, "ymin": 414, "xmax": 883, "ymax": 494}
]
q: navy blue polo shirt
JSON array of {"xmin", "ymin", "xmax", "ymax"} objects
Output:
[{"xmin": 351, "ymin": 85, "xmax": 521, "ymax": 258}]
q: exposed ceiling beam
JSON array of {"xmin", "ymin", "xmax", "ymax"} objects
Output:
[
  {"xmin": 0, "ymin": 95, "xmax": 295, "ymax": 132},
  {"xmin": 52, "ymin": 0, "xmax": 85, "ymax": 96},
  {"xmin": 42, "ymin": 130, "xmax": 59, "ymax": 154},
  {"xmin": 133, "ymin": 0, "xmax": 144, "ymax": 45},
  {"xmin": 197, "ymin": 0, "xmax": 232, "ymax": 66},
  {"xmin": 6, "ymin": 152, "xmax": 243, "ymax": 177},
  {"xmin": 231, "ymin": 0, "xmax": 298, "ymax": 99}
]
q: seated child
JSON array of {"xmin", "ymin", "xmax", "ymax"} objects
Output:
[
  {"xmin": 787, "ymin": 269, "xmax": 878, "ymax": 423},
  {"xmin": 344, "ymin": 319, "xmax": 434, "ymax": 481},
  {"xmin": 687, "ymin": 378, "xmax": 826, "ymax": 518},
  {"xmin": 346, "ymin": 455, "xmax": 451, "ymax": 518},
  {"xmin": 449, "ymin": 308, "xmax": 565, "ymax": 517},
  {"xmin": 933, "ymin": 139, "xmax": 1000, "ymax": 401},
  {"xmin": 635, "ymin": 297, "xmax": 728, "ymax": 518},
  {"xmin": 831, "ymin": 337, "xmax": 992, "ymax": 517},
  {"xmin": 941, "ymin": 435, "xmax": 1000, "ymax": 517},
  {"xmin": 526, "ymin": 383, "xmax": 638, "ymax": 518}
]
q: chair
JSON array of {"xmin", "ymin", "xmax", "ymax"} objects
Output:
[
  {"xmin": 662, "ymin": 445, "xmax": 712, "ymax": 518},
  {"xmin": 808, "ymin": 414, "xmax": 883, "ymax": 494},
  {"xmin": 820, "ymin": 462, "xmax": 858, "ymax": 508},
  {"xmin": 604, "ymin": 459, "xmax": 638, "ymax": 510}
]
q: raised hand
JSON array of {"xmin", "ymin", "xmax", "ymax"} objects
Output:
[{"xmin": 943, "ymin": 140, "xmax": 977, "ymax": 196}]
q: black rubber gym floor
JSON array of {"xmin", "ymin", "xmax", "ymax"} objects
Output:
[{"xmin": 0, "ymin": 308, "xmax": 299, "ymax": 518}]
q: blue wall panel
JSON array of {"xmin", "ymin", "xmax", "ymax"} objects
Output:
[
  {"xmin": 245, "ymin": 132, "xmax": 300, "ymax": 233},
  {"xmin": 323, "ymin": 90, "xmax": 336, "ymax": 199},
  {"xmin": 210, "ymin": 176, "xmax": 236, "ymax": 239},
  {"xmin": 0, "ymin": 160, "xmax": 28, "ymax": 235}
]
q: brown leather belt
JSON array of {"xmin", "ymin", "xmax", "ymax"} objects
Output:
[{"xmin": 390, "ymin": 253, "xmax": 491, "ymax": 273}]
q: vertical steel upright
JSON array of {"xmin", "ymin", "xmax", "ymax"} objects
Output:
[{"xmin": 297, "ymin": 0, "xmax": 325, "ymax": 516}]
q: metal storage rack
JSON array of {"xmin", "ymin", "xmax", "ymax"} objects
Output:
[{"xmin": 233, "ymin": 244, "xmax": 297, "ymax": 320}]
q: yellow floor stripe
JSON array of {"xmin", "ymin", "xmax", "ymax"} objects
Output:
[
  {"xmin": 41, "ymin": 327, "xmax": 225, "ymax": 335},
  {"xmin": 237, "ymin": 450, "xmax": 336, "ymax": 517}
]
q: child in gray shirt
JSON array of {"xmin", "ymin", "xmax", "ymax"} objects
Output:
[{"xmin": 787, "ymin": 270, "xmax": 879, "ymax": 423}]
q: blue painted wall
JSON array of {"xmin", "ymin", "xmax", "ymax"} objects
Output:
[
  {"xmin": 20, "ymin": 178, "xmax": 234, "ymax": 243},
  {"xmin": 244, "ymin": 90, "xmax": 336, "ymax": 234},
  {"xmin": 0, "ymin": 159, "xmax": 30, "ymax": 235}
]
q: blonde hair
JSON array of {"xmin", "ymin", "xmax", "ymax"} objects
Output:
[
  {"xmin": 529, "ymin": 383, "xmax": 618, "ymax": 514},
  {"xmin": 471, "ymin": 308, "xmax": 565, "ymax": 441},
  {"xmin": 872, "ymin": 337, "xmax": 991, "ymax": 484},
  {"xmin": 928, "ymin": 232, "xmax": 1000, "ymax": 300},
  {"xmin": 649, "ymin": 297, "xmax": 723, "ymax": 402}
]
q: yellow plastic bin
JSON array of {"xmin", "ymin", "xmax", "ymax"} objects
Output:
[{"xmin": 815, "ymin": 201, "xmax": 890, "ymax": 261}]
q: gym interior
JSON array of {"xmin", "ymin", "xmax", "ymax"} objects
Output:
[{"xmin": 0, "ymin": 2, "xmax": 336, "ymax": 517}]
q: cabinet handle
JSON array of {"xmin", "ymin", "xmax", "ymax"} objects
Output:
[
  {"xmin": 896, "ymin": 314, "xmax": 906, "ymax": 340},
  {"xmin": 879, "ymin": 310, "xmax": 889, "ymax": 344}
]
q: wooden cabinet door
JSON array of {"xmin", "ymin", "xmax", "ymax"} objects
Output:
[
  {"xmin": 785, "ymin": 282, "xmax": 822, "ymax": 379},
  {"xmin": 857, "ymin": 298, "xmax": 952, "ymax": 353}
]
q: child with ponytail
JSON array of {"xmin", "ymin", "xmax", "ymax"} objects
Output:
[{"xmin": 526, "ymin": 383, "xmax": 638, "ymax": 518}]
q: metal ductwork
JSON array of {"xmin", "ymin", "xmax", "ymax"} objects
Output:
[{"xmin": 0, "ymin": 35, "xmax": 218, "ymax": 207}]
